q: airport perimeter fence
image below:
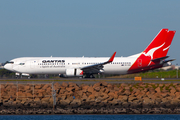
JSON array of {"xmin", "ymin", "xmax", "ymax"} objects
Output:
[{"xmin": 0, "ymin": 82, "xmax": 57, "ymax": 109}]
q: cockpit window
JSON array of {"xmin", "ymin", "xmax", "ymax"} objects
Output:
[
  {"xmin": 19, "ymin": 63, "xmax": 25, "ymax": 65},
  {"xmin": 7, "ymin": 61, "xmax": 14, "ymax": 64}
]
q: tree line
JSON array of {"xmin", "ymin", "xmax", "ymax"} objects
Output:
[{"xmin": 0, "ymin": 69, "xmax": 15, "ymax": 78}]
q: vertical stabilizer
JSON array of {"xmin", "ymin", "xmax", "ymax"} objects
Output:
[
  {"xmin": 142, "ymin": 29, "xmax": 169, "ymax": 59},
  {"xmin": 128, "ymin": 29, "xmax": 176, "ymax": 73}
]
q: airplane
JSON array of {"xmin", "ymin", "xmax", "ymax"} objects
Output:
[{"xmin": 4, "ymin": 29, "xmax": 176, "ymax": 78}]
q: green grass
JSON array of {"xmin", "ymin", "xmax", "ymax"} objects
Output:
[
  {"xmin": 108, "ymin": 70, "xmax": 180, "ymax": 79},
  {"xmin": 139, "ymin": 70, "xmax": 179, "ymax": 78}
]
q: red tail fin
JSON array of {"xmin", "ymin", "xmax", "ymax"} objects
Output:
[
  {"xmin": 161, "ymin": 30, "xmax": 176, "ymax": 57},
  {"xmin": 128, "ymin": 29, "xmax": 176, "ymax": 73},
  {"xmin": 143, "ymin": 29, "xmax": 169, "ymax": 59}
]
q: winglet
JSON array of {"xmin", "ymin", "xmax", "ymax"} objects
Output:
[{"xmin": 108, "ymin": 52, "xmax": 116, "ymax": 63}]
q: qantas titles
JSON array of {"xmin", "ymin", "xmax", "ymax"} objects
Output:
[{"xmin": 42, "ymin": 60, "xmax": 65, "ymax": 63}]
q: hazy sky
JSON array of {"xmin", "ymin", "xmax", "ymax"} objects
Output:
[{"xmin": 0, "ymin": 1, "xmax": 180, "ymax": 65}]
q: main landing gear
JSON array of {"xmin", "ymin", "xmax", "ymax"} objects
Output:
[{"xmin": 85, "ymin": 74, "xmax": 95, "ymax": 78}]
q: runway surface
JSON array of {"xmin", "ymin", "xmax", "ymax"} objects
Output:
[{"xmin": 0, "ymin": 78, "xmax": 180, "ymax": 84}]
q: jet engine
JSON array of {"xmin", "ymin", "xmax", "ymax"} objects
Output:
[
  {"xmin": 163, "ymin": 61, "xmax": 172, "ymax": 67},
  {"xmin": 66, "ymin": 68, "xmax": 83, "ymax": 77}
]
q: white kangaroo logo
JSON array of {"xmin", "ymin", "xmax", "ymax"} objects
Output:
[
  {"xmin": 163, "ymin": 45, "xmax": 170, "ymax": 51},
  {"xmin": 142, "ymin": 43, "xmax": 165, "ymax": 66}
]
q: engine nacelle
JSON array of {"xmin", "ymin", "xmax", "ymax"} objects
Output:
[
  {"xmin": 163, "ymin": 62, "xmax": 172, "ymax": 67},
  {"xmin": 22, "ymin": 73, "xmax": 30, "ymax": 76},
  {"xmin": 66, "ymin": 69, "xmax": 83, "ymax": 77}
]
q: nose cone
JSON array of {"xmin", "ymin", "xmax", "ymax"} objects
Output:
[{"xmin": 4, "ymin": 64, "xmax": 13, "ymax": 71}]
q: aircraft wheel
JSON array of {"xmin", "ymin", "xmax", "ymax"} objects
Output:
[{"xmin": 85, "ymin": 74, "xmax": 95, "ymax": 78}]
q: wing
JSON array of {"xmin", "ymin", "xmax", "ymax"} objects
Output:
[{"xmin": 81, "ymin": 52, "xmax": 116, "ymax": 74}]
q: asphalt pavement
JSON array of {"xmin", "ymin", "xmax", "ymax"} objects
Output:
[{"xmin": 0, "ymin": 78, "xmax": 180, "ymax": 84}]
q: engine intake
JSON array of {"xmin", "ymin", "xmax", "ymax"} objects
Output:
[{"xmin": 66, "ymin": 69, "xmax": 83, "ymax": 77}]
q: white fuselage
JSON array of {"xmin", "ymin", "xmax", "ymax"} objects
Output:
[{"xmin": 4, "ymin": 56, "xmax": 139, "ymax": 76}]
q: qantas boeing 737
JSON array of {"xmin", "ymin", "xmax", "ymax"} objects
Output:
[{"xmin": 4, "ymin": 29, "xmax": 176, "ymax": 78}]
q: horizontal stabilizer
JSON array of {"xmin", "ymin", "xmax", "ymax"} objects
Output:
[
  {"xmin": 151, "ymin": 56, "xmax": 169, "ymax": 62},
  {"xmin": 164, "ymin": 59, "xmax": 176, "ymax": 63}
]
